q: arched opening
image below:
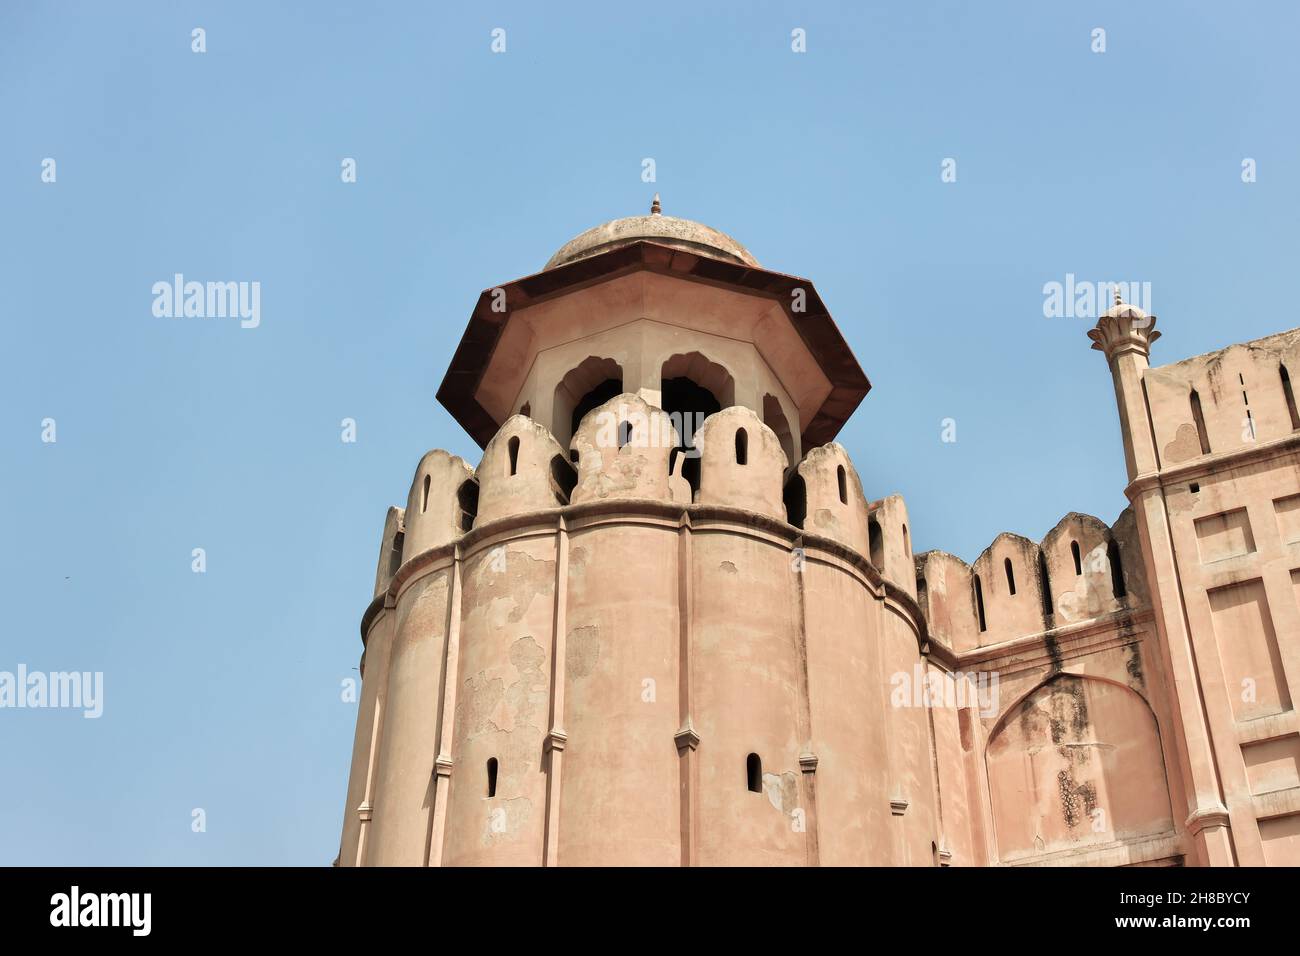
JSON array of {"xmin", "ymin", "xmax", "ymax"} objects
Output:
[
  {"xmin": 553, "ymin": 356, "xmax": 624, "ymax": 448},
  {"xmin": 734, "ymin": 428, "xmax": 748, "ymax": 465},
  {"xmin": 549, "ymin": 454, "xmax": 577, "ymax": 505},
  {"xmin": 746, "ymin": 753, "xmax": 762, "ymax": 793},
  {"xmin": 902, "ymin": 523, "xmax": 910, "ymax": 556},
  {"xmin": 1282, "ymin": 365, "xmax": 1300, "ymax": 431},
  {"xmin": 456, "ymin": 479, "xmax": 478, "ymax": 533},
  {"xmin": 762, "ymin": 394, "xmax": 796, "ymax": 469},
  {"xmin": 421, "ymin": 473, "xmax": 431, "ymax": 514},
  {"xmin": 1108, "ymin": 539, "xmax": 1127, "ymax": 598},
  {"xmin": 974, "ymin": 574, "xmax": 987, "ymax": 632},
  {"xmin": 660, "ymin": 353, "xmax": 733, "ymax": 497},
  {"xmin": 1071, "ymin": 540, "xmax": 1082, "ymax": 575},
  {"xmin": 1190, "ymin": 389, "xmax": 1211, "ymax": 455},
  {"xmin": 617, "ymin": 420, "xmax": 633, "ymax": 449},
  {"xmin": 837, "ymin": 465, "xmax": 848, "ymax": 505},
  {"xmin": 783, "ymin": 473, "xmax": 807, "ymax": 529},
  {"xmin": 507, "ymin": 436, "xmax": 520, "ymax": 476},
  {"xmin": 486, "ymin": 757, "xmax": 498, "ymax": 798},
  {"xmin": 869, "ymin": 517, "xmax": 884, "ymax": 568},
  {"xmin": 1004, "ymin": 558, "xmax": 1016, "ymax": 595}
]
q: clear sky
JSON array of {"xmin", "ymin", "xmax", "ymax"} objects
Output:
[{"xmin": 2, "ymin": 1, "xmax": 1297, "ymax": 865}]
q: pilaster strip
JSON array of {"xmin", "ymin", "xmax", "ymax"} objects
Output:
[
  {"xmin": 542, "ymin": 516, "xmax": 569, "ymax": 867},
  {"xmin": 426, "ymin": 545, "xmax": 463, "ymax": 867},
  {"xmin": 675, "ymin": 512, "xmax": 699, "ymax": 867}
]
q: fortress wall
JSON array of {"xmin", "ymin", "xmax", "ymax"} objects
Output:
[
  {"xmin": 1144, "ymin": 331, "xmax": 1300, "ymax": 466},
  {"xmin": 337, "ymin": 608, "xmax": 394, "ymax": 866},
  {"xmin": 800, "ymin": 550, "xmax": 892, "ymax": 864},
  {"xmin": 440, "ymin": 531, "xmax": 558, "ymax": 866},
  {"xmin": 365, "ymin": 566, "xmax": 453, "ymax": 865},
  {"xmin": 692, "ymin": 525, "xmax": 809, "ymax": 865},
  {"xmin": 558, "ymin": 515, "xmax": 682, "ymax": 866}
]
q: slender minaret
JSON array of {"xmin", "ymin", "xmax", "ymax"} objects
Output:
[{"xmin": 1089, "ymin": 293, "xmax": 1234, "ymax": 867}]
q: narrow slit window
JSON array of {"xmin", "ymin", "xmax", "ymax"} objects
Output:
[
  {"xmin": 1038, "ymin": 550, "xmax": 1053, "ymax": 618},
  {"xmin": 486, "ymin": 758, "xmax": 498, "ymax": 798},
  {"xmin": 837, "ymin": 465, "xmax": 848, "ymax": 505},
  {"xmin": 1282, "ymin": 365, "xmax": 1300, "ymax": 430},
  {"xmin": 508, "ymin": 436, "xmax": 520, "ymax": 476},
  {"xmin": 974, "ymin": 575, "xmax": 987, "ymax": 632},
  {"xmin": 735, "ymin": 428, "xmax": 748, "ymax": 465},
  {"xmin": 746, "ymin": 753, "xmax": 762, "ymax": 793},
  {"xmin": 421, "ymin": 474, "xmax": 431, "ymax": 514},
  {"xmin": 1004, "ymin": 558, "xmax": 1016, "ymax": 595},
  {"xmin": 1108, "ymin": 540, "xmax": 1126, "ymax": 598},
  {"xmin": 617, "ymin": 420, "xmax": 632, "ymax": 449},
  {"xmin": 902, "ymin": 524, "xmax": 910, "ymax": 556},
  {"xmin": 1190, "ymin": 389, "xmax": 1211, "ymax": 455},
  {"xmin": 1071, "ymin": 540, "xmax": 1082, "ymax": 575}
]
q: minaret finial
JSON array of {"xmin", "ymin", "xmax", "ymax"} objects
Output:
[
  {"xmin": 650, "ymin": 193, "xmax": 661, "ymax": 216},
  {"xmin": 1114, "ymin": 285, "xmax": 1123, "ymax": 307}
]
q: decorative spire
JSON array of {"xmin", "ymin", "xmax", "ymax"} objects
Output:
[
  {"xmin": 1114, "ymin": 285, "xmax": 1123, "ymax": 308},
  {"xmin": 650, "ymin": 193, "xmax": 661, "ymax": 216}
]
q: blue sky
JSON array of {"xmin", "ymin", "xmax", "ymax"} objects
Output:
[{"xmin": 2, "ymin": 1, "xmax": 1296, "ymax": 864}]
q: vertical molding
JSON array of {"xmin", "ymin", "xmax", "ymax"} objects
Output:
[
  {"xmin": 921, "ymin": 652, "xmax": 947, "ymax": 865},
  {"xmin": 426, "ymin": 546, "xmax": 463, "ymax": 867},
  {"xmin": 542, "ymin": 516, "xmax": 570, "ymax": 867},
  {"xmin": 792, "ymin": 535, "xmax": 821, "ymax": 866},
  {"xmin": 354, "ymin": 688, "xmax": 384, "ymax": 866},
  {"xmin": 673, "ymin": 512, "xmax": 700, "ymax": 867}
]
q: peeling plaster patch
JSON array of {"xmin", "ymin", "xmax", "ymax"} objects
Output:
[
  {"xmin": 460, "ymin": 671, "xmax": 506, "ymax": 738},
  {"xmin": 567, "ymin": 624, "xmax": 600, "ymax": 679},
  {"xmin": 812, "ymin": 508, "xmax": 836, "ymax": 532},
  {"xmin": 1163, "ymin": 423, "xmax": 1202, "ymax": 464},
  {"xmin": 762, "ymin": 771, "xmax": 799, "ymax": 813},
  {"xmin": 720, "ymin": 561, "xmax": 738, "ymax": 574},
  {"xmin": 506, "ymin": 637, "xmax": 548, "ymax": 730},
  {"xmin": 468, "ymin": 549, "xmax": 555, "ymax": 624}
]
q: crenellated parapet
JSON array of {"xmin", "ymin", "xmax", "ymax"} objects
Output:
[
  {"xmin": 695, "ymin": 406, "xmax": 787, "ymax": 519},
  {"xmin": 916, "ymin": 507, "xmax": 1148, "ymax": 651},
  {"xmin": 401, "ymin": 450, "xmax": 477, "ymax": 563},
  {"xmin": 475, "ymin": 414, "xmax": 576, "ymax": 525},
  {"xmin": 787, "ymin": 442, "xmax": 870, "ymax": 555}
]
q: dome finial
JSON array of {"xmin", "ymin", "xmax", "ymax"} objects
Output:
[
  {"xmin": 1114, "ymin": 285, "xmax": 1123, "ymax": 307},
  {"xmin": 650, "ymin": 193, "xmax": 662, "ymax": 216}
]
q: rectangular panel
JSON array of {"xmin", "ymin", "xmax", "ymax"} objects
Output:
[
  {"xmin": 1208, "ymin": 579, "xmax": 1292, "ymax": 721},
  {"xmin": 1260, "ymin": 813, "xmax": 1300, "ymax": 867},
  {"xmin": 1242, "ymin": 736, "xmax": 1300, "ymax": 796},
  {"xmin": 1195, "ymin": 508, "xmax": 1256, "ymax": 564},
  {"xmin": 1275, "ymin": 495, "xmax": 1300, "ymax": 545}
]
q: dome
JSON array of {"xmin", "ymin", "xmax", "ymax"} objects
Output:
[{"xmin": 544, "ymin": 196, "xmax": 759, "ymax": 270}]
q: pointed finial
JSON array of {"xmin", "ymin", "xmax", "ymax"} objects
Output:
[
  {"xmin": 1114, "ymin": 286, "xmax": 1123, "ymax": 307},
  {"xmin": 650, "ymin": 193, "xmax": 661, "ymax": 216}
]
